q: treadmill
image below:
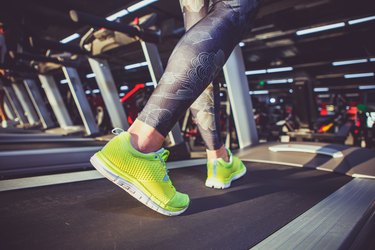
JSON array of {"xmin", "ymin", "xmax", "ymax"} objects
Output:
[
  {"xmin": 1, "ymin": 9, "xmax": 374, "ymax": 250},
  {"xmin": 0, "ymin": 10, "xmax": 189, "ymax": 179},
  {"xmin": 0, "ymin": 58, "xmax": 106, "ymax": 173},
  {"xmin": 0, "ymin": 76, "xmax": 43, "ymax": 133},
  {"xmin": 0, "ymin": 63, "xmax": 89, "ymax": 142},
  {"xmin": 1, "ymin": 139, "xmax": 374, "ymax": 249}
]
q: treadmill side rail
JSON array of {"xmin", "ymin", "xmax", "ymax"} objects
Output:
[
  {"xmin": 252, "ymin": 178, "xmax": 375, "ymax": 250},
  {"xmin": 269, "ymin": 144, "xmax": 344, "ymax": 158}
]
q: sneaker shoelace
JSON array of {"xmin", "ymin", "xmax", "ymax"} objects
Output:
[{"xmin": 156, "ymin": 149, "xmax": 171, "ymax": 183}]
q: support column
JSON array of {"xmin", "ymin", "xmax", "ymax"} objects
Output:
[
  {"xmin": 11, "ymin": 81, "xmax": 39, "ymax": 125},
  {"xmin": 223, "ymin": 45, "xmax": 258, "ymax": 148},
  {"xmin": 62, "ymin": 67, "xmax": 99, "ymax": 135},
  {"xmin": 4, "ymin": 95, "xmax": 16, "ymax": 120},
  {"xmin": 88, "ymin": 57, "xmax": 129, "ymax": 130},
  {"xmin": 38, "ymin": 74, "xmax": 73, "ymax": 128},
  {"xmin": 3, "ymin": 85, "xmax": 28, "ymax": 125},
  {"xmin": 24, "ymin": 79, "xmax": 55, "ymax": 129}
]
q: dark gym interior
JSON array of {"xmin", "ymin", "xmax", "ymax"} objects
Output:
[{"xmin": 1, "ymin": 0, "xmax": 375, "ymax": 249}]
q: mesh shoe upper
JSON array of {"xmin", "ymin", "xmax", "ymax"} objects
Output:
[{"xmin": 97, "ymin": 132, "xmax": 189, "ymax": 210}]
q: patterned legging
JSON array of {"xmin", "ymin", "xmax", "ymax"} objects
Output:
[{"xmin": 138, "ymin": 0, "xmax": 259, "ymax": 150}]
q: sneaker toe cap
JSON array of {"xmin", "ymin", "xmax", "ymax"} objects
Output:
[{"xmin": 167, "ymin": 191, "xmax": 190, "ymax": 209}]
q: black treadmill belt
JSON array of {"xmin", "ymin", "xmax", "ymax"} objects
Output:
[
  {"xmin": 0, "ymin": 141, "xmax": 107, "ymax": 151},
  {"xmin": 0, "ymin": 163, "xmax": 351, "ymax": 250}
]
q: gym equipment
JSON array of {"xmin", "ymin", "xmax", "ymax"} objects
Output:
[
  {"xmin": 15, "ymin": 52, "xmax": 100, "ymax": 136},
  {"xmin": 0, "ymin": 10, "xmax": 193, "ymax": 178},
  {"xmin": 0, "ymin": 79, "xmax": 29, "ymax": 127},
  {"xmin": 0, "ymin": 61, "xmax": 55, "ymax": 131},
  {"xmin": 274, "ymin": 76, "xmax": 354, "ymax": 144},
  {"xmin": 70, "ymin": 10, "xmax": 184, "ymax": 147},
  {"xmin": 1, "ymin": 142, "xmax": 374, "ymax": 249}
]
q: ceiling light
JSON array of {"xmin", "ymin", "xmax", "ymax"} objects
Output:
[
  {"xmin": 267, "ymin": 79, "xmax": 293, "ymax": 84},
  {"xmin": 344, "ymin": 73, "xmax": 374, "ymax": 79},
  {"xmin": 249, "ymin": 90, "xmax": 269, "ymax": 95},
  {"xmin": 246, "ymin": 67, "xmax": 293, "ymax": 76},
  {"xmin": 119, "ymin": 93, "xmax": 125, "ymax": 97},
  {"xmin": 267, "ymin": 67, "xmax": 293, "ymax": 73},
  {"xmin": 60, "ymin": 33, "xmax": 80, "ymax": 44},
  {"xmin": 60, "ymin": 79, "xmax": 68, "ymax": 84},
  {"xmin": 127, "ymin": 0, "xmax": 158, "ymax": 12},
  {"xmin": 145, "ymin": 82, "xmax": 155, "ymax": 87},
  {"xmin": 332, "ymin": 59, "xmax": 368, "ymax": 66},
  {"xmin": 370, "ymin": 58, "xmax": 375, "ymax": 62},
  {"xmin": 86, "ymin": 73, "xmax": 96, "ymax": 78},
  {"xmin": 345, "ymin": 93, "xmax": 359, "ymax": 97},
  {"xmin": 246, "ymin": 69, "xmax": 267, "ymax": 75},
  {"xmin": 314, "ymin": 87, "xmax": 329, "ymax": 92},
  {"xmin": 85, "ymin": 90, "xmax": 91, "ymax": 94},
  {"xmin": 239, "ymin": 42, "xmax": 245, "ymax": 47},
  {"xmin": 106, "ymin": 9, "xmax": 129, "ymax": 21},
  {"xmin": 296, "ymin": 22, "xmax": 345, "ymax": 36},
  {"xmin": 106, "ymin": 0, "xmax": 158, "ymax": 21},
  {"xmin": 120, "ymin": 86, "xmax": 129, "ymax": 91},
  {"xmin": 92, "ymin": 89, "xmax": 100, "ymax": 94},
  {"xmin": 359, "ymin": 85, "xmax": 375, "ymax": 90},
  {"xmin": 124, "ymin": 61, "xmax": 148, "ymax": 70},
  {"xmin": 348, "ymin": 15, "xmax": 375, "ymax": 25}
]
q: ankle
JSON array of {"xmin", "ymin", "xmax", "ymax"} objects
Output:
[
  {"xmin": 206, "ymin": 145, "xmax": 229, "ymax": 162},
  {"xmin": 128, "ymin": 119, "xmax": 164, "ymax": 153}
]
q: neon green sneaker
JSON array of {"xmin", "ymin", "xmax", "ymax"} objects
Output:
[
  {"xmin": 90, "ymin": 130, "xmax": 189, "ymax": 216},
  {"xmin": 205, "ymin": 149, "xmax": 247, "ymax": 189}
]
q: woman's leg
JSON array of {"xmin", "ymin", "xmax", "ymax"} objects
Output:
[
  {"xmin": 132, "ymin": 0, "xmax": 259, "ymax": 153},
  {"xmin": 92, "ymin": 0, "xmax": 260, "ymax": 216},
  {"xmin": 179, "ymin": 0, "xmax": 227, "ymax": 160}
]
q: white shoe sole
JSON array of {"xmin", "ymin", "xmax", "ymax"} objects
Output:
[
  {"xmin": 205, "ymin": 167, "xmax": 247, "ymax": 189},
  {"xmin": 90, "ymin": 154, "xmax": 188, "ymax": 216}
]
